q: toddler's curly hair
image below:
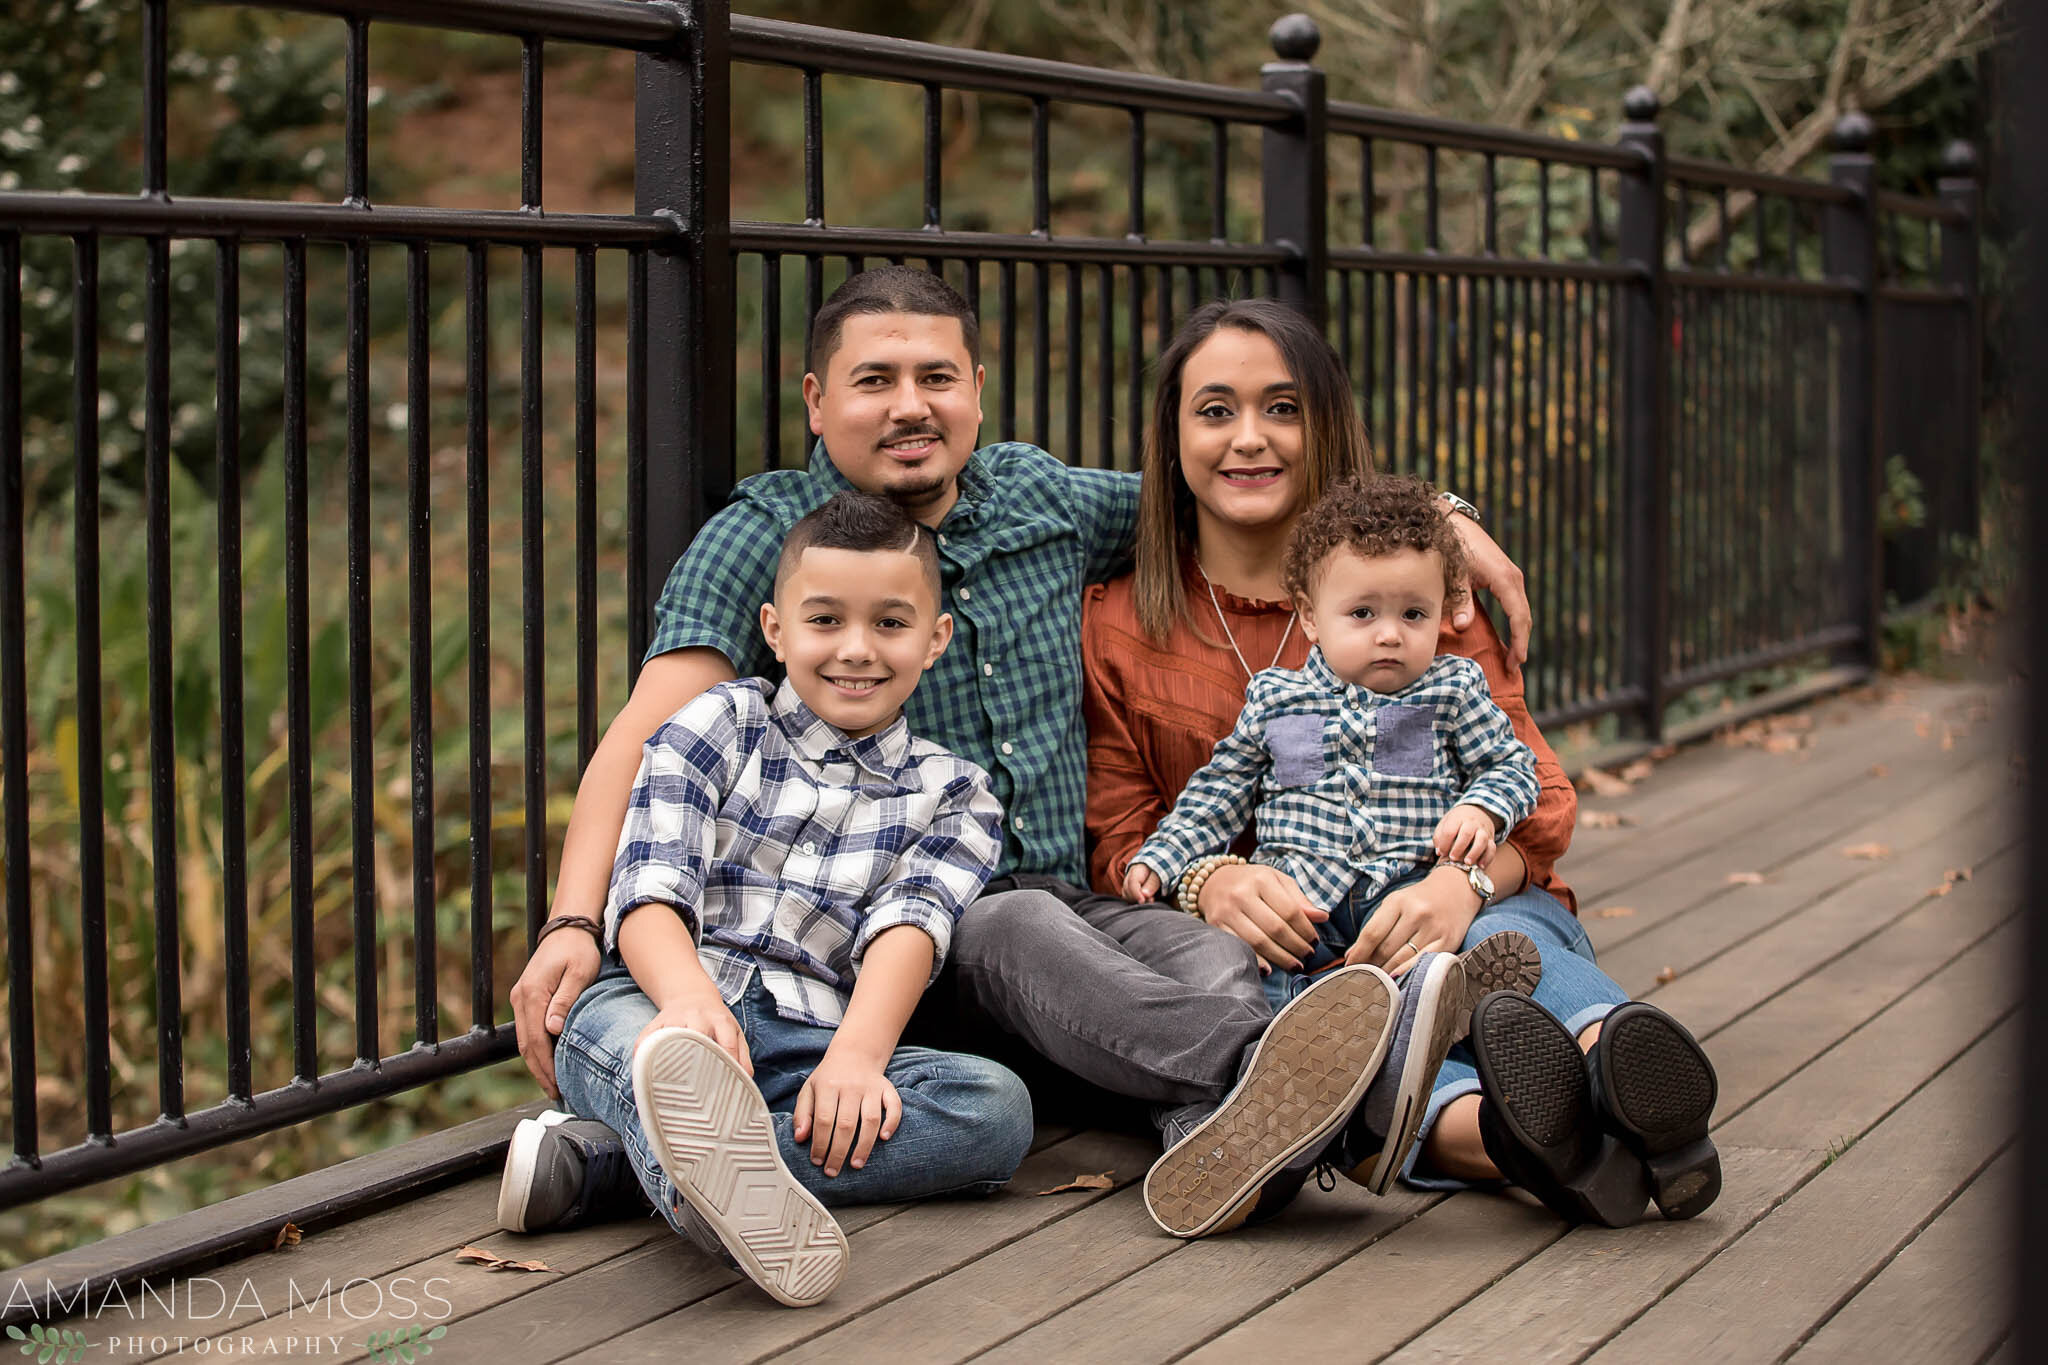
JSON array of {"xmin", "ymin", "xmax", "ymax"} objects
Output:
[{"xmin": 1281, "ymin": 474, "xmax": 1469, "ymax": 608}]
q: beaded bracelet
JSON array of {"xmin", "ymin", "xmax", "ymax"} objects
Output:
[{"xmin": 1175, "ymin": 854, "xmax": 1248, "ymax": 917}]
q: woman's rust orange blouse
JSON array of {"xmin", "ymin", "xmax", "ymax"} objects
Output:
[{"xmin": 1082, "ymin": 560, "xmax": 1578, "ymax": 913}]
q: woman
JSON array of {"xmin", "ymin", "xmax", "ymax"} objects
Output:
[{"xmin": 1083, "ymin": 299, "xmax": 1721, "ymax": 1224}]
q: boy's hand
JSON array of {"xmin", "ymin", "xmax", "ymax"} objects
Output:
[
  {"xmin": 634, "ymin": 996, "xmax": 752, "ymax": 1077},
  {"xmin": 795, "ymin": 1044, "xmax": 901, "ymax": 1177},
  {"xmin": 1122, "ymin": 864, "xmax": 1162, "ymax": 904},
  {"xmin": 1434, "ymin": 804, "xmax": 1498, "ymax": 866}
]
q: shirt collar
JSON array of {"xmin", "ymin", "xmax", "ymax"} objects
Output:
[
  {"xmin": 805, "ymin": 440, "xmax": 994, "ymax": 530},
  {"xmin": 1299, "ymin": 648, "xmax": 1447, "ymax": 701},
  {"xmin": 770, "ymin": 677, "xmax": 913, "ymax": 777}
]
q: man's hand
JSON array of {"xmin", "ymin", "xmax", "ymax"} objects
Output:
[
  {"xmin": 1122, "ymin": 864, "xmax": 1162, "ymax": 904},
  {"xmin": 1198, "ymin": 863, "xmax": 1329, "ymax": 972},
  {"xmin": 633, "ymin": 994, "xmax": 753, "ymax": 1077},
  {"xmin": 1433, "ymin": 804, "xmax": 1499, "ymax": 866},
  {"xmin": 512, "ymin": 930, "xmax": 605, "ymax": 1101},
  {"xmin": 1344, "ymin": 865, "xmax": 1484, "ymax": 975},
  {"xmin": 1444, "ymin": 507, "xmax": 1531, "ymax": 667},
  {"xmin": 794, "ymin": 1043, "xmax": 901, "ymax": 1177}
]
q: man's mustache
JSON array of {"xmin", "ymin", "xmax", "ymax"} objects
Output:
[{"xmin": 878, "ymin": 424, "xmax": 944, "ymax": 447}]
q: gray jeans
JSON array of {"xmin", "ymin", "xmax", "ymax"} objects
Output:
[{"xmin": 948, "ymin": 874, "xmax": 1273, "ymax": 1136}]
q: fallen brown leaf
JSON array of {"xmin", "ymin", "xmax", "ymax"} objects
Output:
[
  {"xmin": 1723, "ymin": 872, "xmax": 1766, "ymax": 886},
  {"xmin": 1841, "ymin": 842, "xmax": 1893, "ymax": 861},
  {"xmin": 1596, "ymin": 906, "xmax": 1637, "ymax": 919},
  {"xmin": 1939, "ymin": 729, "xmax": 1956, "ymax": 751},
  {"xmin": 1945, "ymin": 866, "xmax": 1973, "ymax": 883},
  {"xmin": 1655, "ymin": 966, "xmax": 1678, "ymax": 984},
  {"xmin": 1649, "ymin": 744, "xmax": 1677, "ymax": 760},
  {"xmin": 1037, "ymin": 1172, "xmax": 1115, "ymax": 1196},
  {"xmin": 1914, "ymin": 717, "xmax": 1932, "ymax": 739},
  {"xmin": 455, "ymin": 1245, "xmax": 556, "ymax": 1273},
  {"xmin": 1762, "ymin": 734, "xmax": 1807, "ymax": 755},
  {"xmin": 1926, "ymin": 882, "xmax": 1954, "ymax": 898},
  {"xmin": 1619, "ymin": 758, "xmax": 1655, "ymax": 783},
  {"xmin": 1578, "ymin": 768, "xmax": 1634, "ymax": 797},
  {"xmin": 1580, "ymin": 810, "xmax": 1636, "ymax": 830},
  {"xmin": 1867, "ymin": 764, "xmax": 1891, "ymax": 778},
  {"xmin": 272, "ymin": 1222, "xmax": 302, "ymax": 1251}
]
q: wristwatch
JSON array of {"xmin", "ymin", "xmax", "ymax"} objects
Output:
[
  {"xmin": 1443, "ymin": 858, "xmax": 1495, "ymax": 905},
  {"xmin": 1440, "ymin": 491, "xmax": 1483, "ymax": 526}
]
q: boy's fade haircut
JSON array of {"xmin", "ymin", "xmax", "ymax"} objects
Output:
[
  {"xmin": 805, "ymin": 266, "xmax": 981, "ymax": 377},
  {"xmin": 1281, "ymin": 474, "xmax": 1470, "ymax": 608},
  {"xmin": 774, "ymin": 490, "xmax": 944, "ymax": 606}
]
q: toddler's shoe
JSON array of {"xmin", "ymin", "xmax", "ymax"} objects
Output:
[
  {"xmin": 1471, "ymin": 990, "xmax": 1649, "ymax": 1227},
  {"xmin": 1328, "ymin": 931, "xmax": 1542, "ymax": 1194},
  {"xmin": 1587, "ymin": 1001, "xmax": 1722, "ymax": 1220},
  {"xmin": 1143, "ymin": 963, "xmax": 1396, "ymax": 1239},
  {"xmin": 497, "ymin": 1110, "xmax": 649, "ymax": 1232},
  {"xmin": 631, "ymin": 1027, "xmax": 849, "ymax": 1307}
]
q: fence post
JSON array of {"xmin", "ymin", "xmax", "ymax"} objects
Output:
[
  {"xmin": 1260, "ymin": 14, "xmax": 1327, "ymax": 327},
  {"xmin": 634, "ymin": 0, "xmax": 734, "ymax": 658},
  {"xmin": 1614, "ymin": 86, "xmax": 1668, "ymax": 742},
  {"xmin": 1938, "ymin": 139, "xmax": 1982, "ymax": 583},
  {"xmin": 1824, "ymin": 112, "xmax": 1880, "ymax": 671}
]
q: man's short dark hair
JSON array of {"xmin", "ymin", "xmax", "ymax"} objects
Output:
[
  {"xmin": 805, "ymin": 266, "xmax": 981, "ymax": 377},
  {"xmin": 774, "ymin": 490, "xmax": 944, "ymax": 606}
]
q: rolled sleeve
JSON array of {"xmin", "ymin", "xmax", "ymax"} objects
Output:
[
  {"xmin": 1065, "ymin": 466, "xmax": 1143, "ymax": 585},
  {"xmin": 853, "ymin": 773, "xmax": 1003, "ymax": 983},
  {"xmin": 601, "ymin": 688, "xmax": 747, "ymax": 952}
]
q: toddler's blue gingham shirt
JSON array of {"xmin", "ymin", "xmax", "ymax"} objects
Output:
[
  {"xmin": 1133, "ymin": 651, "xmax": 1540, "ymax": 911},
  {"xmin": 603, "ymin": 677, "xmax": 1004, "ymax": 1027}
]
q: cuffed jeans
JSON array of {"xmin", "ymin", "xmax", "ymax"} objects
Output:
[
  {"xmin": 947, "ymin": 874, "xmax": 1274, "ymax": 1141},
  {"xmin": 555, "ymin": 961, "xmax": 1034, "ymax": 1241}
]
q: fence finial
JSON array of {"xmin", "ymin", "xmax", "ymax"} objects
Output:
[
  {"xmin": 1831, "ymin": 111, "xmax": 1874, "ymax": 155},
  {"xmin": 1622, "ymin": 85, "xmax": 1660, "ymax": 123},
  {"xmin": 1268, "ymin": 14, "xmax": 1320, "ymax": 63},
  {"xmin": 1941, "ymin": 139, "xmax": 1979, "ymax": 178}
]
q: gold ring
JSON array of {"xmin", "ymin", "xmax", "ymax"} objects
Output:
[{"xmin": 1405, "ymin": 938, "xmax": 1422, "ymax": 955}]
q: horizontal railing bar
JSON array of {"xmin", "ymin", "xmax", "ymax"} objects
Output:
[
  {"xmin": 1667, "ymin": 268, "xmax": 1859, "ymax": 299},
  {"xmin": 1661, "ymin": 623, "xmax": 1864, "ymax": 695},
  {"xmin": 1326, "ymin": 100, "xmax": 1641, "ymax": 169},
  {"xmin": 1328, "ymin": 247, "xmax": 1640, "ymax": 283},
  {"xmin": 203, "ymin": 0, "xmax": 686, "ymax": 47},
  {"xmin": 1877, "ymin": 283, "xmax": 1968, "ymax": 304},
  {"xmin": 731, "ymin": 222, "xmax": 1288, "ymax": 267},
  {"xmin": 1876, "ymin": 190, "xmax": 1965, "ymax": 223},
  {"xmin": 0, "ymin": 193, "xmax": 677, "ymax": 246},
  {"xmin": 731, "ymin": 16, "xmax": 1292, "ymax": 122},
  {"xmin": 1530, "ymin": 687, "xmax": 1648, "ymax": 731},
  {"xmin": 0, "ymin": 1028, "xmax": 517, "ymax": 1211},
  {"xmin": 1666, "ymin": 155, "xmax": 1856, "ymax": 205}
]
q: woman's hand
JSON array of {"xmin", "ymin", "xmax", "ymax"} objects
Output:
[
  {"xmin": 633, "ymin": 993, "xmax": 753, "ymax": 1077},
  {"xmin": 1444, "ymin": 510, "xmax": 1532, "ymax": 668},
  {"xmin": 795, "ymin": 1043, "xmax": 902, "ymax": 1177},
  {"xmin": 1198, "ymin": 863, "xmax": 1329, "ymax": 971},
  {"xmin": 1344, "ymin": 865, "xmax": 1484, "ymax": 975},
  {"xmin": 1123, "ymin": 864, "xmax": 1162, "ymax": 904},
  {"xmin": 1433, "ymin": 804, "xmax": 1499, "ymax": 866},
  {"xmin": 512, "ymin": 929, "xmax": 605, "ymax": 1100}
]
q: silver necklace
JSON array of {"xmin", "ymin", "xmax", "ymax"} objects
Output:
[{"xmin": 1197, "ymin": 558, "xmax": 1296, "ymax": 681}]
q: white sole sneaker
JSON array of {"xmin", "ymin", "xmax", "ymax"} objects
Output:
[
  {"xmin": 496, "ymin": 1110, "xmax": 569, "ymax": 1232},
  {"xmin": 630, "ymin": 1027, "xmax": 849, "ymax": 1308}
]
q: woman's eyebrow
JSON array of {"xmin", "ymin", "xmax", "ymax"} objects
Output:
[{"xmin": 1189, "ymin": 382, "xmax": 1239, "ymax": 400}]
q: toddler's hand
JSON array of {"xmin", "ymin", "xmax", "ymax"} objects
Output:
[
  {"xmin": 795, "ymin": 1045, "xmax": 902, "ymax": 1177},
  {"xmin": 634, "ymin": 995, "xmax": 752, "ymax": 1077},
  {"xmin": 1123, "ymin": 864, "xmax": 1162, "ymax": 904},
  {"xmin": 1434, "ymin": 804, "xmax": 1498, "ymax": 866}
]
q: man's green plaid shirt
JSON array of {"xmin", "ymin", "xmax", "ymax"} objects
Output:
[{"xmin": 645, "ymin": 441, "xmax": 1141, "ymax": 885}]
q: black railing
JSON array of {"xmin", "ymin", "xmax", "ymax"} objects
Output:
[{"xmin": 0, "ymin": 0, "xmax": 1980, "ymax": 1209}]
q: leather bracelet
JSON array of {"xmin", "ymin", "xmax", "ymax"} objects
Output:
[
  {"xmin": 536, "ymin": 913, "xmax": 602, "ymax": 948},
  {"xmin": 1176, "ymin": 854, "xmax": 1248, "ymax": 916}
]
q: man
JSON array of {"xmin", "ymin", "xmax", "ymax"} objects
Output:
[{"xmin": 501, "ymin": 267, "xmax": 1536, "ymax": 1236}]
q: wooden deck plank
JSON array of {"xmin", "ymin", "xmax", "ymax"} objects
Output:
[
  {"xmin": 1788, "ymin": 1146, "xmax": 2016, "ymax": 1365},
  {"xmin": 566, "ymin": 1129, "xmax": 1157, "ymax": 1365},
  {"xmin": 1584, "ymin": 1018, "xmax": 2019, "ymax": 1364}
]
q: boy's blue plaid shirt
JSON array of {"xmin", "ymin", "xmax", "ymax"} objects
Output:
[
  {"xmin": 1133, "ymin": 650, "xmax": 1541, "ymax": 911},
  {"xmin": 603, "ymin": 677, "xmax": 1005, "ymax": 1027},
  {"xmin": 644, "ymin": 441, "xmax": 1140, "ymax": 885}
]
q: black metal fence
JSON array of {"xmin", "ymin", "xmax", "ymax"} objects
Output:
[{"xmin": 0, "ymin": 0, "xmax": 1980, "ymax": 1208}]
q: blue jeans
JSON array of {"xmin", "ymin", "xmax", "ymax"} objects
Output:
[
  {"xmin": 555, "ymin": 961, "xmax": 1035, "ymax": 1240},
  {"xmin": 1259, "ymin": 879, "xmax": 1627, "ymax": 1190}
]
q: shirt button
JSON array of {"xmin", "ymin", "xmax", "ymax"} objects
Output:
[
  {"xmin": 1013, "ymin": 815, "xmax": 1027, "ymax": 830},
  {"xmin": 937, "ymin": 533, "xmax": 948, "ymax": 545},
  {"xmin": 982, "ymin": 663, "xmax": 995, "ymax": 677},
  {"xmin": 1001, "ymin": 742, "xmax": 1015, "ymax": 755},
  {"xmin": 958, "ymin": 586, "xmax": 972, "ymax": 602},
  {"xmin": 800, "ymin": 841, "xmax": 817, "ymax": 855}
]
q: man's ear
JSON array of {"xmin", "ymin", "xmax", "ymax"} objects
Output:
[
  {"xmin": 924, "ymin": 611, "xmax": 955, "ymax": 670},
  {"xmin": 802, "ymin": 371, "xmax": 825, "ymax": 437},
  {"xmin": 1294, "ymin": 596, "xmax": 1320, "ymax": 644},
  {"xmin": 971, "ymin": 363, "xmax": 986, "ymax": 428},
  {"xmin": 759, "ymin": 601, "xmax": 786, "ymax": 661}
]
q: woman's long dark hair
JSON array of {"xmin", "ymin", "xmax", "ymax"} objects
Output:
[{"xmin": 1132, "ymin": 298, "xmax": 1376, "ymax": 642}]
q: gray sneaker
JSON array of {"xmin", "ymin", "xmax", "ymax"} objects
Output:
[{"xmin": 497, "ymin": 1111, "xmax": 651, "ymax": 1233}]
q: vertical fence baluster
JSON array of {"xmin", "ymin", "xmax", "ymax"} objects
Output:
[
  {"xmin": 217, "ymin": 241, "xmax": 252, "ymax": 1091},
  {"xmin": 72, "ymin": 234, "xmax": 111, "ymax": 1134},
  {"xmin": 407, "ymin": 242, "xmax": 436, "ymax": 1048},
  {"xmin": 464, "ymin": 244, "xmax": 492, "ymax": 1033},
  {"xmin": 520, "ymin": 35, "xmax": 547, "ymax": 947},
  {"xmin": 1260, "ymin": 17, "xmax": 1327, "ymax": 325},
  {"xmin": 1097, "ymin": 262, "xmax": 1114, "ymax": 468},
  {"xmin": 1616, "ymin": 88, "xmax": 1667, "ymax": 738},
  {"xmin": 1000, "ymin": 260, "xmax": 1017, "ymax": 441},
  {"xmin": 284, "ymin": 240, "xmax": 315, "ymax": 1078},
  {"xmin": 924, "ymin": 83, "xmax": 943, "ymax": 231},
  {"xmin": 1066, "ymin": 262, "xmax": 1083, "ymax": 463},
  {"xmin": 0, "ymin": 230, "xmax": 29, "ymax": 1164},
  {"xmin": 346, "ymin": 19, "xmax": 377, "ymax": 1065}
]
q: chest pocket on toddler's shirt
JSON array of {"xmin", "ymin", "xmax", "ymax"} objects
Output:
[
  {"xmin": 1265, "ymin": 713, "xmax": 1328, "ymax": 787},
  {"xmin": 1373, "ymin": 703, "xmax": 1438, "ymax": 778}
]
